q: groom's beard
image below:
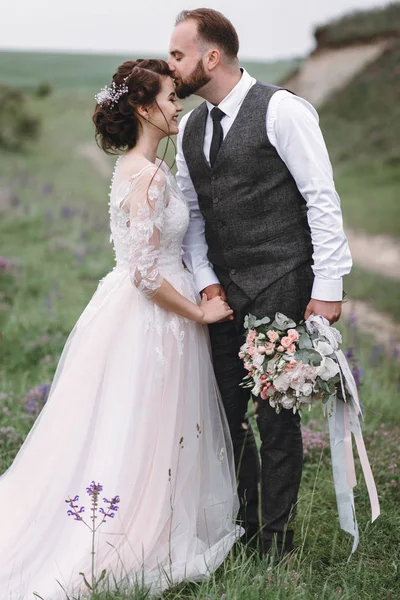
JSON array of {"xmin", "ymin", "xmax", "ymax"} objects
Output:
[{"xmin": 175, "ymin": 59, "xmax": 211, "ymax": 99}]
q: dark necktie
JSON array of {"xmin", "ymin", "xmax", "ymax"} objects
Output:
[{"xmin": 209, "ymin": 107, "xmax": 225, "ymax": 168}]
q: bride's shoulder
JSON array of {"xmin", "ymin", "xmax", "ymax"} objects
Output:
[{"xmin": 115, "ymin": 155, "xmax": 167, "ymax": 185}]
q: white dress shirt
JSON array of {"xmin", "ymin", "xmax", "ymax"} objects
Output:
[{"xmin": 176, "ymin": 69, "xmax": 352, "ymax": 301}]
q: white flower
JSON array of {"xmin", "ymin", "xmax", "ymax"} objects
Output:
[
  {"xmin": 252, "ymin": 383, "xmax": 261, "ymax": 396},
  {"xmin": 253, "ymin": 352, "xmax": 265, "ymax": 370},
  {"xmin": 301, "ymin": 382, "xmax": 313, "ymax": 396},
  {"xmin": 318, "ymin": 356, "xmax": 340, "ymax": 381},
  {"xmin": 281, "ymin": 395, "xmax": 296, "ymax": 409},
  {"xmin": 273, "ymin": 371, "xmax": 291, "ymax": 392},
  {"xmin": 313, "ymin": 340, "xmax": 334, "ymax": 356}
]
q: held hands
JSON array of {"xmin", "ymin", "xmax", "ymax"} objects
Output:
[
  {"xmin": 304, "ymin": 299, "xmax": 342, "ymax": 325},
  {"xmin": 198, "ymin": 292, "xmax": 234, "ymax": 324}
]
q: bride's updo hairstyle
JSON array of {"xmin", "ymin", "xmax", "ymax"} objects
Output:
[{"xmin": 93, "ymin": 59, "xmax": 172, "ymax": 154}]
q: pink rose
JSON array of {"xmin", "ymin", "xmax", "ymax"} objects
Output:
[
  {"xmin": 265, "ymin": 342, "xmax": 275, "ymax": 355},
  {"xmin": 288, "ymin": 329, "xmax": 299, "ymax": 342},
  {"xmin": 285, "ymin": 359, "xmax": 297, "ymax": 371},
  {"xmin": 246, "ymin": 330, "xmax": 256, "ymax": 345},
  {"xmin": 248, "ymin": 347, "xmax": 255, "ymax": 357},
  {"xmin": 267, "ymin": 330, "xmax": 279, "ymax": 342},
  {"xmin": 257, "ymin": 346, "xmax": 266, "ymax": 354},
  {"xmin": 277, "ymin": 345, "xmax": 284, "ymax": 352},
  {"xmin": 288, "ymin": 344, "xmax": 296, "ymax": 353},
  {"xmin": 281, "ymin": 336, "xmax": 292, "ymax": 349}
]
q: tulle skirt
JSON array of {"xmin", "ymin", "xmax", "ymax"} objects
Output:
[{"xmin": 0, "ymin": 266, "xmax": 241, "ymax": 599}]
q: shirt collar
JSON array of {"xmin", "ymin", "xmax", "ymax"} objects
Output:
[{"xmin": 206, "ymin": 68, "xmax": 255, "ymax": 118}]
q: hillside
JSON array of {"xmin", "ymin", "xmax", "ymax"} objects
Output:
[
  {"xmin": 319, "ymin": 40, "xmax": 400, "ymax": 166},
  {"xmin": 0, "ymin": 50, "xmax": 296, "ymax": 91}
]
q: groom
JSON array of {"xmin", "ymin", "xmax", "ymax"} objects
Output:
[{"xmin": 169, "ymin": 8, "xmax": 352, "ymax": 556}]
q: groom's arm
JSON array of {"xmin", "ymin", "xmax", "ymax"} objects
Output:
[
  {"xmin": 176, "ymin": 112, "xmax": 222, "ymax": 296},
  {"xmin": 267, "ymin": 91, "xmax": 353, "ymax": 323}
]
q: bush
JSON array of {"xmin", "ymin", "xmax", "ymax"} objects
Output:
[
  {"xmin": 36, "ymin": 81, "xmax": 53, "ymax": 98},
  {"xmin": 314, "ymin": 2, "xmax": 400, "ymax": 48},
  {"xmin": 0, "ymin": 83, "xmax": 40, "ymax": 150}
]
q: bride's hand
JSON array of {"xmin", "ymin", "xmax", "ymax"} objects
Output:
[{"xmin": 198, "ymin": 293, "xmax": 234, "ymax": 324}]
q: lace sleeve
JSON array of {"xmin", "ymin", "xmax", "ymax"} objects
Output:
[{"xmin": 123, "ymin": 165, "xmax": 167, "ymax": 298}]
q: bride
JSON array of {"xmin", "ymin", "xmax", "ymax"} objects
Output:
[{"xmin": 0, "ymin": 59, "xmax": 241, "ymax": 599}]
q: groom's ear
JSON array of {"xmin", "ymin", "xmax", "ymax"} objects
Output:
[{"xmin": 206, "ymin": 49, "xmax": 221, "ymax": 71}]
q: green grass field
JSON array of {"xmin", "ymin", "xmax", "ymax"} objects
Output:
[
  {"xmin": 0, "ymin": 50, "xmax": 298, "ymax": 91},
  {"xmin": 1, "ymin": 49, "xmax": 399, "ymax": 599}
]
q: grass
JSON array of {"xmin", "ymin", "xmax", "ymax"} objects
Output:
[
  {"xmin": 320, "ymin": 41, "xmax": 400, "ymax": 168},
  {"xmin": 0, "ymin": 45, "xmax": 400, "ymax": 599},
  {"xmin": 344, "ymin": 266, "xmax": 400, "ymax": 323},
  {"xmin": 314, "ymin": 2, "xmax": 400, "ymax": 47}
]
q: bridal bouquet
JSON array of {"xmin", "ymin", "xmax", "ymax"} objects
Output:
[
  {"xmin": 239, "ymin": 312, "xmax": 342, "ymax": 413},
  {"xmin": 239, "ymin": 311, "xmax": 380, "ymax": 556}
]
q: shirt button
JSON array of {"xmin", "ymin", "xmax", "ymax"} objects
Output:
[
  {"xmin": 218, "ymin": 220, "xmax": 224, "ymax": 227},
  {"xmin": 214, "ymin": 197, "xmax": 220, "ymax": 204},
  {"xmin": 212, "ymin": 174, "xmax": 218, "ymax": 181},
  {"xmin": 230, "ymin": 269, "xmax": 236, "ymax": 275}
]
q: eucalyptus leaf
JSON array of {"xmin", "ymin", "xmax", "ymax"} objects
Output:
[
  {"xmin": 298, "ymin": 333, "xmax": 313, "ymax": 349},
  {"xmin": 295, "ymin": 348, "xmax": 323, "ymax": 366},
  {"xmin": 254, "ymin": 316, "xmax": 271, "ymax": 327},
  {"xmin": 271, "ymin": 312, "xmax": 297, "ymax": 331},
  {"xmin": 244, "ymin": 313, "xmax": 257, "ymax": 330}
]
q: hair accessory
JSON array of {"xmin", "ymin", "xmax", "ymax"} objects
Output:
[{"xmin": 95, "ymin": 80, "xmax": 129, "ymax": 107}]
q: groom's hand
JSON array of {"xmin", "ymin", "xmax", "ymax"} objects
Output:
[
  {"xmin": 304, "ymin": 299, "xmax": 342, "ymax": 324},
  {"xmin": 201, "ymin": 284, "xmax": 234, "ymax": 321},
  {"xmin": 201, "ymin": 284, "xmax": 227, "ymax": 302}
]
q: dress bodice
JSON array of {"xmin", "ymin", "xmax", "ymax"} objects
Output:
[{"xmin": 108, "ymin": 158, "xmax": 190, "ymax": 293}]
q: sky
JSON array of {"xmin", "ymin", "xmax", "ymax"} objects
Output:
[{"xmin": 0, "ymin": 0, "xmax": 388, "ymax": 60}]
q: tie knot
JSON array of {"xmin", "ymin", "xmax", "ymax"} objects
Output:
[{"xmin": 211, "ymin": 107, "xmax": 225, "ymax": 122}]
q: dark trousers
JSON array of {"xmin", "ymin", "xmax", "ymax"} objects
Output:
[{"xmin": 209, "ymin": 262, "xmax": 314, "ymax": 553}]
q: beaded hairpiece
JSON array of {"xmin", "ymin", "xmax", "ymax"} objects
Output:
[{"xmin": 95, "ymin": 79, "xmax": 129, "ymax": 107}]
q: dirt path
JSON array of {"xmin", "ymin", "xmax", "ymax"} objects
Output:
[
  {"xmin": 283, "ymin": 40, "xmax": 389, "ymax": 107},
  {"xmin": 346, "ymin": 229, "xmax": 400, "ymax": 280},
  {"xmin": 77, "ymin": 142, "xmax": 113, "ymax": 178}
]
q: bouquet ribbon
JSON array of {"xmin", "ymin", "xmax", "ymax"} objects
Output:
[{"xmin": 306, "ymin": 316, "xmax": 380, "ymax": 557}]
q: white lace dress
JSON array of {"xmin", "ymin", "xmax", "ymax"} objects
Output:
[{"xmin": 0, "ymin": 159, "xmax": 241, "ymax": 599}]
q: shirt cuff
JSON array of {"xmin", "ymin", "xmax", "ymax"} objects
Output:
[
  {"xmin": 311, "ymin": 277, "xmax": 343, "ymax": 302},
  {"xmin": 194, "ymin": 267, "xmax": 220, "ymax": 294}
]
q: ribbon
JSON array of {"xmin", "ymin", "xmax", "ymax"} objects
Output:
[{"xmin": 306, "ymin": 316, "xmax": 380, "ymax": 557}]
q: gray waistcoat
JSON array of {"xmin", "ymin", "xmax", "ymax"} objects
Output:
[{"xmin": 182, "ymin": 82, "xmax": 313, "ymax": 300}]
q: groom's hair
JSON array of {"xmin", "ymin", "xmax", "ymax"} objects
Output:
[{"xmin": 175, "ymin": 8, "xmax": 239, "ymax": 61}]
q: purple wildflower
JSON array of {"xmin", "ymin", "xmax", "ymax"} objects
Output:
[
  {"xmin": 61, "ymin": 206, "xmax": 73, "ymax": 218},
  {"xmin": 22, "ymin": 383, "xmax": 51, "ymax": 415},
  {"xmin": 0, "ymin": 257, "xmax": 12, "ymax": 273},
  {"xmin": 86, "ymin": 481, "xmax": 103, "ymax": 496},
  {"xmin": 42, "ymin": 183, "xmax": 54, "ymax": 194},
  {"xmin": 345, "ymin": 348, "xmax": 363, "ymax": 388}
]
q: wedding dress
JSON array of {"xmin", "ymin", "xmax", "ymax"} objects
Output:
[{"xmin": 0, "ymin": 158, "xmax": 241, "ymax": 599}]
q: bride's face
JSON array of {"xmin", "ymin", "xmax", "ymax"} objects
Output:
[{"xmin": 147, "ymin": 76, "xmax": 183, "ymax": 137}]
